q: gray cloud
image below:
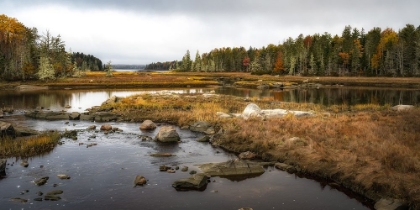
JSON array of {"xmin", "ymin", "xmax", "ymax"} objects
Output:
[{"xmin": 2, "ymin": 0, "xmax": 420, "ymax": 64}]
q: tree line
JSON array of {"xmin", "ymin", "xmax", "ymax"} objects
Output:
[
  {"xmin": 0, "ymin": 14, "xmax": 103, "ymax": 81},
  {"xmin": 148, "ymin": 24, "xmax": 420, "ymax": 77}
]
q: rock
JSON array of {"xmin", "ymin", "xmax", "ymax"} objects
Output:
[
  {"xmin": 0, "ymin": 121, "xmax": 15, "ymax": 137},
  {"xmin": 172, "ymin": 173, "xmax": 209, "ymax": 191},
  {"xmin": 199, "ymin": 160, "xmax": 265, "ymax": 177},
  {"xmin": 138, "ymin": 135, "xmax": 153, "ymax": 141},
  {"xmin": 238, "ymin": 151, "xmax": 257, "ymax": 160},
  {"xmin": 87, "ymin": 125, "xmax": 96, "ymax": 130},
  {"xmin": 44, "ymin": 195, "xmax": 61, "ymax": 201},
  {"xmin": 26, "ymin": 111, "xmax": 71, "ymax": 121},
  {"xmin": 155, "ymin": 126, "xmax": 180, "ymax": 143},
  {"xmin": 242, "ymin": 103, "xmax": 262, "ymax": 119},
  {"xmin": 150, "ymin": 153, "xmax": 173, "ymax": 157},
  {"xmin": 35, "ymin": 177, "xmax": 49, "ymax": 186},
  {"xmin": 159, "ymin": 165, "xmax": 169, "ymax": 171},
  {"xmin": 94, "ymin": 112, "xmax": 120, "ymax": 122},
  {"xmin": 139, "ymin": 120, "xmax": 157, "ymax": 130},
  {"xmin": 392, "ymin": 105, "xmax": 414, "ymax": 111},
  {"xmin": 274, "ymin": 162, "xmax": 297, "ymax": 173},
  {"xmin": 197, "ymin": 135, "xmax": 210, "ymax": 142},
  {"xmin": 181, "ymin": 166, "xmax": 189, "ymax": 172},
  {"xmin": 10, "ymin": 198, "xmax": 28, "ymax": 203},
  {"xmin": 260, "ymin": 109, "xmax": 288, "ymax": 118},
  {"xmin": 100, "ymin": 124, "xmax": 113, "ymax": 131},
  {"xmin": 189, "ymin": 121, "xmax": 215, "ymax": 135},
  {"xmin": 34, "ymin": 197, "xmax": 43, "ymax": 201},
  {"xmin": 216, "ymin": 112, "xmax": 232, "ymax": 118},
  {"xmin": 57, "ymin": 174, "xmax": 70, "ymax": 179},
  {"xmin": 101, "ymin": 96, "xmax": 120, "ymax": 106},
  {"xmin": 0, "ymin": 159, "xmax": 6, "ymax": 175},
  {"xmin": 69, "ymin": 112, "xmax": 80, "ymax": 120},
  {"xmin": 62, "ymin": 130, "xmax": 78, "ymax": 140},
  {"xmin": 46, "ymin": 190, "xmax": 63, "ymax": 195},
  {"xmin": 80, "ymin": 113, "xmax": 95, "ymax": 121},
  {"xmin": 167, "ymin": 169, "xmax": 176, "ymax": 173},
  {"xmin": 20, "ymin": 160, "xmax": 29, "ymax": 167},
  {"xmin": 374, "ymin": 198, "xmax": 408, "ymax": 210},
  {"xmin": 134, "ymin": 175, "xmax": 147, "ymax": 186}
]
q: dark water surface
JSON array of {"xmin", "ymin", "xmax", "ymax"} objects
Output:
[
  {"xmin": 0, "ymin": 120, "xmax": 371, "ymax": 210},
  {"xmin": 0, "ymin": 86, "xmax": 408, "ymax": 209}
]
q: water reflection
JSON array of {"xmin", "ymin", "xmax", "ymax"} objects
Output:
[
  {"xmin": 216, "ymin": 87, "xmax": 420, "ymax": 106},
  {"xmin": 1, "ymin": 87, "xmax": 419, "ymax": 114}
]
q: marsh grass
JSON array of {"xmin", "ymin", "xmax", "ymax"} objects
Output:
[
  {"xmin": 98, "ymin": 91, "xmax": 420, "ymax": 206},
  {"xmin": 0, "ymin": 131, "xmax": 61, "ymax": 158}
]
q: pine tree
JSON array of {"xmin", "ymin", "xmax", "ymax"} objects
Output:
[{"xmin": 37, "ymin": 56, "xmax": 55, "ymax": 81}]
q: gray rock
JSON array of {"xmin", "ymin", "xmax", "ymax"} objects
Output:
[
  {"xmin": 20, "ymin": 160, "xmax": 29, "ymax": 167},
  {"xmin": 94, "ymin": 112, "xmax": 120, "ymax": 122},
  {"xmin": 0, "ymin": 121, "xmax": 15, "ymax": 137},
  {"xmin": 189, "ymin": 121, "xmax": 215, "ymax": 135},
  {"xmin": 101, "ymin": 95, "xmax": 120, "ymax": 106},
  {"xmin": 87, "ymin": 125, "xmax": 96, "ymax": 130},
  {"xmin": 44, "ymin": 195, "xmax": 61, "ymax": 201},
  {"xmin": 25, "ymin": 111, "xmax": 69, "ymax": 121},
  {"xmin": 242, "ymin": 103, "xmax": 262, "ymax": 119},
  {"xmin": 181, "ymin": 166, "xmax": 189, "ymax": 172},
  {"xmin": 0, "ymin": 159, "xmax": 6, "ymax": 175},
  {"xmin": 134, "ymin": 175, "xmax": 147, "ymax": 186},
  {"xmin": 216, "ymin": 112, "xmax": 232, "ymax": 118},
  {"xmin": 172, "ymin": 173, "xmax": 209, "ymax": 191},
  {"xmin": 197, "ymin": 135, "xmax": 210, "ymax": 142},
  {"xmin": 374, "ymin": 198, "xmax": 408, "ymax": 210},
  {"xmin": 155, "ymin": 126, "xmax": 180, "ymax": 143},
  {"xmin": 69, "ymin": 112, "xmax": 80, "ymax": 120},
  {"xmin": 392, "ymin": 105, "xmax": 414, "ymax": 111},
  {"xmin": 139, "ymin": 120, "xmax": 157, "ymax": 130},
  {"xmin": 199, "ymin": 160, "xmax": 265, "ymax": 177},
  {"xmin": 10, "ymin": 198, "xmax": 28, "ymax": 203},
  {"xmin": 80, "ymin": 113, "xmax": 95, "ymax": 121},
  {"xmin": 274, "ymin": 162, "xmax": 297, "ymax": 173}
]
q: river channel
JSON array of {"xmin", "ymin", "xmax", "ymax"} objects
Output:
[{"xmin": 2, "ymin": 86, "xmax": 419, "ymax": 210}]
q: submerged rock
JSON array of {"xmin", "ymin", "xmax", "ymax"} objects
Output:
[
  {"xmin": 139, "ymin": 120, "xmax": 157, "ymax": 130},
  {"xmin": 199, "ymin": 160, "xmax": 265, "ymax": 177},
  {"xmin": 172, "ymin": 173, "xmax": 209, "ymax": 191},
  {"xmin": 0, "ymin": 121, "xmax": 15, "ymax": 137},
  {"xmin": 155, "ymin": 126, "xmax": 180, "ymax": 143},
  {"xmin": 35, "ymin": 177, "xmax": 49, "ymax": 186},
  {"xmin": 0, "ymin": 159, "xmax": 6, "ymax": 175},
  {"xmin": 57, "ymin": 174, "xmax": 71, "ymax": 179}
]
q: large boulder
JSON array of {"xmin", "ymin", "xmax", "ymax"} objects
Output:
[
  {"xmin": 94, "ymin": 112, "xmax": 120, "ymax": 122},
  {"xmin": 80, "ymin": 112, "xmax": 95, "ymax": 121},
  {"xmin": 155, "ymin": 126, "xmax": 180, "ymax": 143},
  {"xmin": 172, "ymin": 173, "xmax": 209, "ymax": 191},
  {"xmin": 199, "ymin": 160, "xmax": 265, "ymax": 177},
  {"xmin": 0, "ymin": 159, "xmax": 6, "ymax": 175},
  {"xmin": 242, "ymin": 103, "xmax": 262, "ymax": 119},
  {"xmin": 0, "ymin": 121, "xmax": 15, "ymax": 137},
  {"xmin": 189, "ymin": 121, "xmax": 215, "ymax": 135},
  {"xmin": 139, "ymin": 120, "xmax": 157, "ymax": 130}
]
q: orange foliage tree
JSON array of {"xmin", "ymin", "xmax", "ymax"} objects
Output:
[{"xmin": 273, "ymin": 52, "xmax": 285, "ymax": 74}]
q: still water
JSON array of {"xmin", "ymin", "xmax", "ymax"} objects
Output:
[{"xmin": 2, "ymin": 86, "xmax": 416, "ymax": 209}]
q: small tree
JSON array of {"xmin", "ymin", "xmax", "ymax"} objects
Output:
[
  {"xmin": 105, "ymin": 61, "xmax": 113, "ymax": 77},
  {"xmin": 37, "ymin": 56, "xmax": 55, "ymax": 81}
]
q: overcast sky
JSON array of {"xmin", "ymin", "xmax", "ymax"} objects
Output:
[{"xmin": 1, "ymin": 0, "xmax": 419, "ymax": 64}]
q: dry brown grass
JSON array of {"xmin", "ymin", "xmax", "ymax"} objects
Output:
[{"xmin": 0, "ymin": 131, "xmax": 61, "ymax": 158}]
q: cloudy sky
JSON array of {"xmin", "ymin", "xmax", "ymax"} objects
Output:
[{"xmin": 1, "ymin": 0, "xmax": 419, "ymax": 64}]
